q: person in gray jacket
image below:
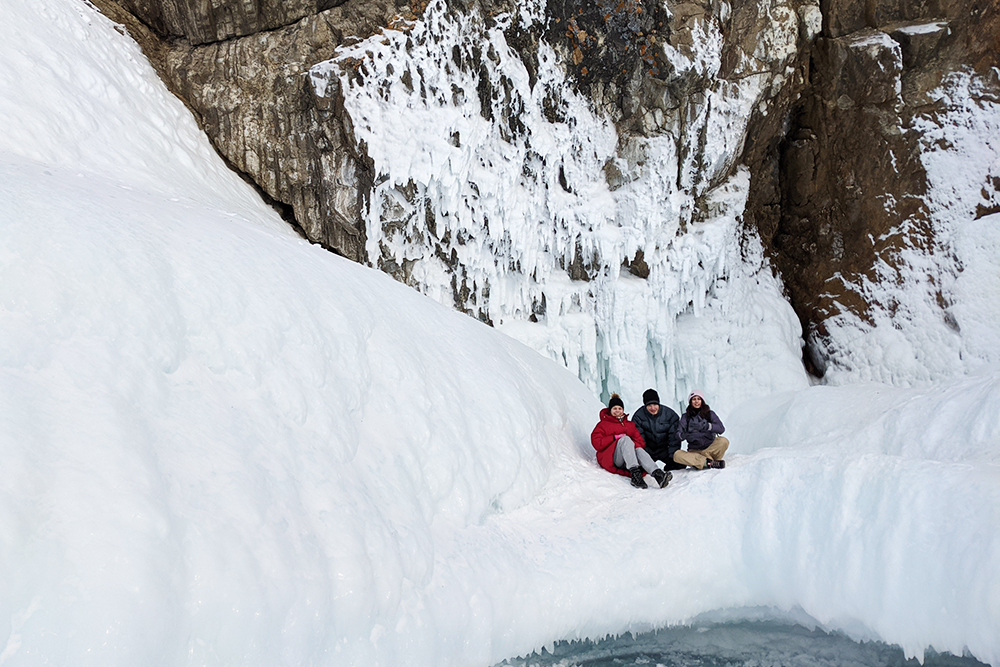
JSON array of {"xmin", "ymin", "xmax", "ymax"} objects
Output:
[
  {"xmin": 674, "ymin": 390, "xmax": 728, "ymax": 470},
  {"xmin": 631, "ymin": 388, "xmax": 683, "ymax": 471}
]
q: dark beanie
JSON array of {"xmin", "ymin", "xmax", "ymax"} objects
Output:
[
  {"xmin": 642, "ymin": 388, "xmax": 659, "ymax": 406},
  {"xmin": 608, "ymin": 393, "xmax": 624, "ymax": 410}
]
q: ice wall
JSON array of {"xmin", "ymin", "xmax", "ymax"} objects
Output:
[{"xmin": 310, "ymin": 0, "xmax": 810, "ymax": 411}]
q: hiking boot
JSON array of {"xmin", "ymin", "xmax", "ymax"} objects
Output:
[
  {"xmin": 652, "ymin": 468, "xmax": 672, "ymax": 488},
  {"xmin": 705, "ymin": 460, "xmax": 726, "ymax": 469},
  {"xmin": 629, "ymin": 466, "xmax": 648, "ymax": 488}
]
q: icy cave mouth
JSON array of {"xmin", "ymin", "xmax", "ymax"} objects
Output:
[{"xmin": 494, "ymin": 620, "xmax": 990, "ymax": 667}]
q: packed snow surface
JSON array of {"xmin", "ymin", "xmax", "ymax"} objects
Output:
[{"xmin": 1, "ymin": 1, "xmax": 999, "ymax": 667}]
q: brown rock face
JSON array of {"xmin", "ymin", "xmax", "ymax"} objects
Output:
[
  {"xmin": 91, "ymin": 0, "xmax": 410, "ymax": 261},
  {"xmin": 157, "ymin": 0, "xmax": 418, "ymax": 261},
  {"xmin": 744, "ymin": 0, "xmax": 1000, "ymax": 375},
  {"xmin": 158, "ymin": 1, "xmax": 409, "ymax": 260},
  {"xmin": 820, "ymin": 0, "xmax": 946, "ymax": 38},
  {"xmin": 110, "ymin": 0, "xmax": 815, "ymax": 286},
  {"xmin": 118, "ymin": 0, "xmax": 350, "ymax": 44},
  {"xmin": 778, "ymin": 30, "xmax": 931, "ymax": 362}
]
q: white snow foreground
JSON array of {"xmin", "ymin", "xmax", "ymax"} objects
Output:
[
  {"xmin": 0, "ymin": 153, "xmax": 598, "ymax": 666},
  {"xmin": 1, "ymin": 1, "xmax": 999, "ymax": 666}
]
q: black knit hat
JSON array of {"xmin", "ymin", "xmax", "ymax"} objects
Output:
[
  {"xmin": 642, "ymin": 388, "xmax": 660, "ymax": 406},
  {"xmin": 608, "ymin": 393, "xmax": 624, "ymax": 410}
]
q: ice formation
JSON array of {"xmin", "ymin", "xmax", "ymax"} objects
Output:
[{"xmin": 310, "ymin": 0, "xmax": 810, "ymax": 410}]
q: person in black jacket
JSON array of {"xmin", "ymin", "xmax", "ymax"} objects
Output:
[{"xmin": 631, "ymin": 388, "xmax": 684, "ymax": 472}]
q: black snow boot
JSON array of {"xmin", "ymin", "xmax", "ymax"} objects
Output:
[
  {"xmin": 629, "ymin": 467, "xmax": 648, "ymax": 489},
  {"xmin": 652, "ymin": 468, "xmax": 672, "ymax": 488},
  {"xmin": 706, "ymin": 460, "xmax": 726, "ymax": 469}
]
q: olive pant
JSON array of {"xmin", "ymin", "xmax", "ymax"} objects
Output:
[{"xmin": 673, "ymin": 436, "xmax": 729, "ymax": 469}]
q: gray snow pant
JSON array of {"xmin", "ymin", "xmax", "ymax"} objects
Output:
[{"xmin": 613, "ymin": 436, "xmax": 658, "ymax": 474}]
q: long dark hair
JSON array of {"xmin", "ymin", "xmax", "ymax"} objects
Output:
[{"xmin": 686, "ymin": 399, "xmax": 711, "ymax": 420}]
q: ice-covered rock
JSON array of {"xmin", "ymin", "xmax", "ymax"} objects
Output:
[
  {"xmin": 101, "ymin": 0, "xmax": 1000, "ymax": 392},
  {"xmin": 98, "ymin": 0, "xmax": 814, "ymax": 407}
]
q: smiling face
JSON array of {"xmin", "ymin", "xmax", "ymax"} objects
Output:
[
  {"xmin": 690, "ymin": 395, "xmax": 703, "ymax": 409},
  {"xmin": 610, "ymin": 405, "xmax": 625, "ymax": 418},
  {"xmin": 646, "ymin": 403, "xmax": 660, "ymax": 415}
]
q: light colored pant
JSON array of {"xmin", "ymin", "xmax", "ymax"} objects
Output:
[
  {"xmin": 673, "ymin": 436, "xmax": 729, "ymax": 470},
  {"xmin": 613, "ymin": 436, "xmax": 658, "ymax": 474}
]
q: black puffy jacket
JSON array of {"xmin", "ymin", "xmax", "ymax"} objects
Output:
[{"xmin": 631, "ymin": 405, "xmax": 681, "ymax": 465}]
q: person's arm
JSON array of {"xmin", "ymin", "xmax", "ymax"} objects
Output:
[
  {"xmin": 627, "ymin": 421, "xmax": 646, "ymax": 448},
  {"xmin": 678, "ymin": 414, "xmax": 690, "ymax": 442},
  {"xmin": 666, "ymin": 410, "xmax": 681, "ymax": 453},
  {"xmin": 710, "ymin": 411, "xmax": 725, "ymax": 435},
  {"xmin": 591, "ymin": 423, "xmax": 613, "ymax": 453},
  {"xmin": 631, "ymin": 409, "xmax": 648, "ymax": 442}
]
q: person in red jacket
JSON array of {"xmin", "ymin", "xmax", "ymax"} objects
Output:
[{"xmin": 591, "ymin": 393, "xmax": 672, "ymax": 489}]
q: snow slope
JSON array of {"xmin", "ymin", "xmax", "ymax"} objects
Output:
[
  {"xmin": 0, "ymin": 151, "xmax": 600, "ymax": 666},
  {"xmin": 1, "ymin": 1, "xmax": 998, "ymax": 666}
]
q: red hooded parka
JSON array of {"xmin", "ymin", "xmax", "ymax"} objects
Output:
[{"xmin": 590, "ymin": 408, "xmax": 647, "ymax": 476}]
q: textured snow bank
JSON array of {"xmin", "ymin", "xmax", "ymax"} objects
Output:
[
  {"xmin": 0, "ymin": 154, "xmax": 597, "ymax": 666},
  {"xmin": 409, "ymin": 371, "xmax": 1000, "ymax": 667},
  {"xmin": 725, "ymin": 373, "xmax": 1000, "ymax": 664}
]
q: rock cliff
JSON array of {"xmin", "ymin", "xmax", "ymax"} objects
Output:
[
  {"xmin": 94, "ymin": 0, "xmax": 1000, "ymax": 390},
  {"xmin": 745, "ymin": 0, "xmax": 1000, "ymax": 376}
]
